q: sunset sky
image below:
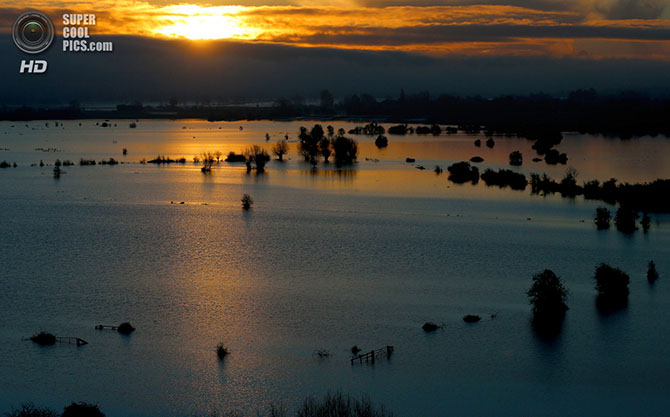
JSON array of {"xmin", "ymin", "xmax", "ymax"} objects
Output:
[{"xmin": 1, "ymin": 0, "xmax": 669, "ymax": 103}]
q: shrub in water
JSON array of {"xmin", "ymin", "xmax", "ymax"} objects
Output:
[
  {"xmin": 648, "ymin": 261, "xmax": 659, "ymax": 284},
  {"xmin": 5, "ymin": 402, "xmax": 58, "ymax": 417},
  {"xmin": 594, "ymin": 263, "xmax": 630, "ymax": 311},
  {"xmin": 61, "ymin": 402, "xmax": 105, "ymax": 417},
  {"xmin": 216, "ymin": 343, "xmax": 229, "ymax": 359},
  {"xmin": 29, "ymin": 332, "xmax": 56, "ymax": 346},
  {"xmin": 527, "ymin": 270, "xmax": 569, "ymax": 327}
]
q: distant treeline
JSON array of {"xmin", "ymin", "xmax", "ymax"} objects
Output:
[{"xmin": 2, "ymin": 89, "xmax": 668, "ymax": 138}]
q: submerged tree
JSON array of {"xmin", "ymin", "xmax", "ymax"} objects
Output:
[
  {"xmin": 200, "ymin": 152, "xmax": 215, "ymax": 172},
  {"xmin": 594, "ymin": 207, "xmax": 611, "ymax": 230},
  {"xmin": 332, "ymin": 136, "xmax": 358, "ymax": 166},
  {"xmin": 527, "ymin": 270, "xmax": 569, "ymax": 328},
  {"xmin": 641, "ymin": 212, "xmax": 651, "ymax": 233},
  {"xmin": 319, "ymin": 137, "xmax": 332, "ymax": 163},
  {"xmin": 614, "ymin": 206, "xmax": 638, "ymax": 233},
  {"xmin": 375, "ymin": 134, "xmax": 389, "ymax": 148},
  {"xmin": 647, "ymin": 261, "xmax": 659, "ymax": 284},
  {"xmin": 509, "ymin": 150, "xmax": 523, "ymax": 166},
  {"xmin": 272, "ymin": 140, "xmax": 289, "ymax": 161},
  {"xmin": 594, "ymin": 263, "xmax": 630, "ymax": 312},
  {"xmin": 244, "ymin": 145, "xmax": 270, "ymax": 173},
  {"xmin": 241, "ymin": 193, "xmax": 253, "ymax": 210}
]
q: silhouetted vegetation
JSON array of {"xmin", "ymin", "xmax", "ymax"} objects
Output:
[
  {"xmin": 594, "ymin": 207, "xmax": 611, "ymax": 230},
  {"xmin": 480, "ymin": 169, "xmax": 527, "ymax": 190},
  {"xmin": 485, "ymin": 138, "xmax": 495, "ymax": 148},
  {"xmin": 201, "ymin": 152, "xmax": 215, "ymax": 172},
  {"xmin": 296, "ymin": 392, "xmax": 394, "ymax": 417},
  {"xmin": 641, "ymin": 213, "xmax": 651, "ymax": 233},
  {"xmin": 117, "ymin": 322, "xmax": 135, "ymax": 335},
  {"xmin": 348, "ymin": 122, "xmax": 385, "ymax": 135},
  {"xmin": 53, "ymin": 166, "xmax": 61, "ymax": 178},
  {"xmin": 61, "ymin": 402, "xmax": 105, "ymax": 417},
  {"xmin": 29, "ymin": 332, "xmax": 56, "ymax": 346},
  {"xmin": 351, "ymin": 345, "xmax": 361, "ymax": 355},
  {"xmin": 647, "ymin": 261, "xmax": 659, "ymax": 284},
  {"xmin": 244, "ymin": 145, "xmax": 271, "ymax": 172},
  {"xmin": 374, "ymin": 135, "xmax": 388, "ymax": 148},
  {"xmin": 473, "ymin": 139, "xmax": 481, "ymax": 147},
  {"xmin": 7, "ymin": 91, "xmax": 669, "ymax": 141},
  {"xmin": 99, "ymin": 158, "xmax": 118, "ymax": 165},
  {"xmin": 614, "ymin": 206, "xmax": 638, "ymax": 233},
  {"xmin": 313, "ymin": 349, "xmax": 330, "ymax": 358},
  {"xmin": 415, "ymin": 124, "xmax": 441, "ymax": 135},
  {"xmin": 4, "ymin": 403, "xmax": 58, "ymax": 417},
  {"xmin": 544, "ymin": 149, "xmax": 568, "ymax": 165},
  {"xmin": 319, "ymin": 138, "xmax": 332, "ymax": 163},
  {"xmin": 469, "ymin": 156, "xmax": 483, "ymax": 163},
  {"xmin": 463, "ymin": 315, "xmax": 481, "ymax": 323},
  {"xmin": 509, "ymin": 151, "xmax": 523, "ymax": 166},
  {"xmin": 527, "ymin": 270, "xmax": 569, "ymax": 328},
  {"xmin": 594, "ymin": 263, "xmax": 630, "ymax": 312},
  {"xmin": 242, "ymin": 193, "xmax": 253, "ymax": 210},
  {"xmin": 79, "ymin": 158, "xmax": 96, "ymax": 166},
  {"xmin": 434, "ymin": 165, "xmax": 443, "ymax": 174},
  {"xmin": 0, "ymin": 161, "xmax": 14, "ymax": 168},
  {"xmin": 529, "ymin": 174, "xmax": 670, "ymax": 214},
  {"xmin": 447, "ymin": 162, "xmax": 479, "ymax": 184},
  {"xmin": 332, "ymin": 136, "xmax": 358, "ymax": 167},
  {"xmin": 225, "ymin": 152, "xmax": 246, "ymax": 163},
  {"xmin": 387, "ymin": 124, "xmax": 408, "ymax": 135},
  {"xmin": 422, "ymin": 322, "xmax": 441, "ymax": 332},
  {"xmin": 272, "ymin": 140, "xmax": 289, "ymax": 161},
  {"xmin": 216, "ymin": 343, "xmax": 229, "ymax": 359},
  {"xmin": 147, "ymin": 156, "xmax": 186, "ymax": 164}
]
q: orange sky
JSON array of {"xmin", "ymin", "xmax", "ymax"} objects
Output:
[{"xmin": 1, "ymin": 0, "xmax": 669, "ymax": 58}]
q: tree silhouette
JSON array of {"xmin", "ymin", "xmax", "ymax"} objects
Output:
[
  {"xmin": 527, "ymin": 269, "xmax": 569, "ymax": 327},
  {"xmin": 272, "ymin": 140, "xmax": 289, "ymax": 161},
  {"xmin": 594, "ymin": 263, "xmax": 630, "ymax": 312},
  {"xmin": 594, "ymin": 207, "xmax": 611, "ymax": 230},
  {"xmin": 509, "ymin": 150, "xmax": 523, "ymax": 166}
]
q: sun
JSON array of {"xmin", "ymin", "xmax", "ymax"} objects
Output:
[{"xmin": 152, "ymin": 5, "xmax": 258, "ymax": 40}]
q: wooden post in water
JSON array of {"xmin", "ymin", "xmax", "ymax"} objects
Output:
[{"xmin": 370, "ymin": 351, "xmax": 375, "ymax": 364}]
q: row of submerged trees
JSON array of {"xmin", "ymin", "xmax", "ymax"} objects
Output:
[
  {"xmin": 298, "ymin": 124, "xmax": 358, "ymax": 167},
  {"xmin": 528, "ymin": 261, "xmax": 660, "ymax": 335},
  {"xmin": 196, "ymin": 125, "xmax": 359, "ymax": 173}
]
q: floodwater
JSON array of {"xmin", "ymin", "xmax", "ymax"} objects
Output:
[{"xmin": 0, "ymin": 120, "xmax": 669, "ymax": 416}]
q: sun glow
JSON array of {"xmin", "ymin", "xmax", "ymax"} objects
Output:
[{"xmin": 152, "ymin": 5, "xmax": 259, "ymax": 40}]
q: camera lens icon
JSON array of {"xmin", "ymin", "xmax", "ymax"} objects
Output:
[{"xmin": 12, "ymin": 11, "xmax": 54, "ymax": 54}]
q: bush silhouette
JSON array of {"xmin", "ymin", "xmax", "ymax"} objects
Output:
[
  {"xmin": 5, "ymin": 403, "xmax": 58, "ymax": 417},
  {"xmin": 647, "ymin": 261, "xmax": 659, "ymax": 284},
  {"xmin": 594, "ymin": 263, "xmax": 630, "ymax": 311},
  {"xmin": 447, "ymin": 162, "xmax": 479, "ymax": 184},
  {"xmin": 61, "ymin": 402, "xmax": 105, "ymax": 417},
  {"xmin": 509, "ymin": 150, "xmax": 523, "ymax": 166},
  {"xmin": 272, "ymin": 140, "xmax": 289, "ymax": 161},
  {"xmin": 594, "ymin": 207, "xmax": 611, "ymax": 230},
  {"xmin": 241, "ymin": 194, "xmax": 253, "ymax": 210},
  {"xmin": 30, "ymin": 332, "xmax": 56, "ymax": 346},
  {"xmin": 527, "ymin": 270, "xmax": 569, "ymax": 327},
  {"xmin": 614, "ymin": 206, "xmax": 638, "ymax": 233},
  {"xmin": 374, "ymin": 135, "xmax": 388, "ymax": 148},
  {"xmin": 332, "ymin": 136, "xmax": 358, "ymax": 166},
  {"xmin": 297, "ymin": 392, "xmax": 394, "ymax": 417},
  {"xmin": 216, "ymin": 343, "xmax": 229, "ymax": 359}
]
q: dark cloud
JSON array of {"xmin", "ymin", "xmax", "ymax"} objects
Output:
[
  {"xmin": 1, "ymin": 35, "xmax": 669, "ymax": 106},
  {"xmin": 264, "ymin": 23, "xmax": 670, "ymax": 45}
]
